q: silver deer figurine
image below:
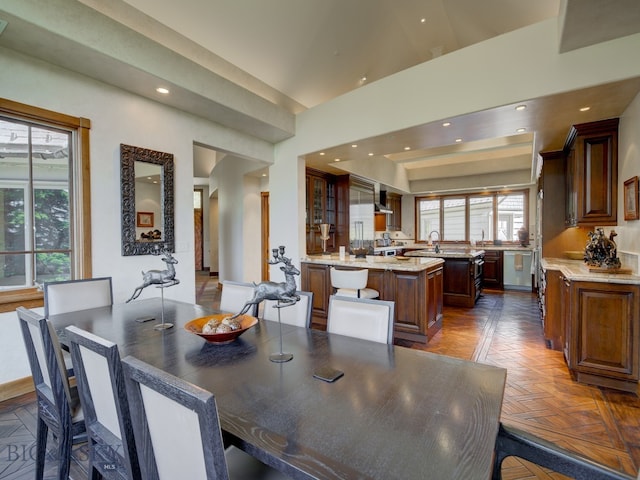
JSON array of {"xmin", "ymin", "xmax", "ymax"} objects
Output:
[
  {"xmin": 230, "ymin": 246, "xmax": 300, "ymax": 318},
  {"xmin": 126, "ymin": 249, "xmax": 180, "ymax": 302}
]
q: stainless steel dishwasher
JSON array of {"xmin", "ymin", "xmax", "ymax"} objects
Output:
[{"xmin": 503, "ymin": 250, "xmax": 532, "ymax": 290}]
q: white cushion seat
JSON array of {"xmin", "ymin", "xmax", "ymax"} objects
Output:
[{"xmin": 330, "ymin": 267, "xmax": 379, "ymax": 299}]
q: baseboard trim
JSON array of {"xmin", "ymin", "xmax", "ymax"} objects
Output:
[{"xmin": 0, "ymin": 376, "xmax": 34, "ymax": 402}]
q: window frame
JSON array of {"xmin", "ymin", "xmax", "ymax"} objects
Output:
[
  {"xmin": 0, "ymin": 98, "xmax": 91, "ymax": 311},
  {"xmin": 414, "ymin": 189, "xmax": 529, "ymax": 245}
]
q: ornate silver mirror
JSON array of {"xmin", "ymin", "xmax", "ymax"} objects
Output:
[{"xmin": 120, "ymin": 144, "xmax": 174, "ymax": 255}]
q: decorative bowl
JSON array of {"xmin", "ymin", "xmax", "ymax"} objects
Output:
[{"xmin": 184, "ymin": 314, "xmax": 258, "ymax": 344}]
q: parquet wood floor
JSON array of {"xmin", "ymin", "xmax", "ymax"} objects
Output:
[{"xmin": 1, "ymin": 275, "xmax": 638, "ymax": 479}]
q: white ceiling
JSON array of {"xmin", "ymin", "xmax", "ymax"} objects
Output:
[
  {"xmin": 3, "ymin": 0, "xmax": 640, "ymax": 192},
  {"xmin": 116, "ymin": 0, "xmax": 640, "ymax": 191},
  {"xmin": 121, "ymin": 0, "xmax": 561, "ymax": 109}
]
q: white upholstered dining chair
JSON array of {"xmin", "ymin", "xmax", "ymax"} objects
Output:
[
  {"xmin": 121, "ymin": 355, "xmax": 290, "ymax": 480},
  {"xmin": 261, "ymin": 291, "xmax": 313, "ymax": 328},
  {"xmin": 17, "ymin": 307, "xmax": 87, "ymax": 480},
  {"xmin": 329, "ymin": 267, "xmax": 379, "ymax": 299},
  {"xmin": 219, "ymin": 280, "xmax": 258, "ymax": 316},
  {"xmin": 44, "ymin": 276, "xmax": 113, "ymax": 316},
  {"xmin": 66, "ymin": 326, "xmax": 141, "ymax": 480},
  {"xmin": 327, "ymin": 295, "xmax": 395, "ymax": 344}
]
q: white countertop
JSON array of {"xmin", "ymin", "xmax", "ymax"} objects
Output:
[
  {"xmin": 541, "ymin": 258, "xmax": 640, "ymax": 285},
  {"xmin": 302, "ymin": 254, "xmax": 444, "ymax": 272}
]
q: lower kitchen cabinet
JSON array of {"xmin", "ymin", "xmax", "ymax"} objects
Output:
[
  {"xmin": 541, "ymin": 267, "xmax": 563, "ymax": 351},
  {"xmin": 301, "ymin": 261, "xmax": 443, "ymax": 344},
  {"xmin": 542, "ymin": 261, "xmax": 640, "ymax": 393},
  {"xmin": 482, "ymin": 250, "xmax": 503, "ymax": 290},
  {"xmin": 442, "ymin": 257, "xmax": 483, "ymax": 308},
  {"xmin": 566, "ymin": 280, "xmax": 640, "ymax": 393}
]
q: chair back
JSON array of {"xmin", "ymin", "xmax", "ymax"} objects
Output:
[
  {"xmin": 17, "ymin": 307, "xmax": 77, "ymax": 415},
  {"xmin": 66, "ymin": 326, "xmax": 141, "ymax": 480},
  {"xmin": 122, "ymin": 356, "xmax": 230, "ymax": 480},
  {"xmin": 261, "ymin": 291, "xmax": 313, "ymax": 328},
  {"xmin": 327, "ymin": 295, "xmax": 395, "ymax": 344},
  {"xmin": 17, "ymin": 307, "xmax": 86, "ymax": 480},
  {"xmin": 44, "ymin": 277, "xmax": 113, "ymax": 316},
  {"xmin": 330, "ymin": 268, "xmax": 368, "ymax": 290},
  {"xmin": 220, "ymin": 280, "xmax": 258, "ymax": 316}
]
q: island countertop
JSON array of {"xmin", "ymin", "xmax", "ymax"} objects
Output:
[
  {"xmin": 301, "ymin": 254, "xmax": 444, "ymax": 271},
  {"xmin": 403, "ymin": 248, "xmax": 485, "ymax": 259}
]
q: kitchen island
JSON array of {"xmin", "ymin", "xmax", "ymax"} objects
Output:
[
  {"xmin": 404, "ymin": 248, "xmax": 485, "ymax": 307},
  {"xmin": 301, "ymin": 255, "xmax": 444, "ymax": 344}
]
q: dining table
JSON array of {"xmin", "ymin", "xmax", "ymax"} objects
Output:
[{"xmin": 49, "ymin": 297, "xmax": 507, "ymax": 480}]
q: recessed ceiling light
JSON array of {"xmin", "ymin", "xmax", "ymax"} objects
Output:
[
  {"xmin": 515, "ymin": 105, "xmax": 526, "ymax": 111},
  {"xmin": 368, "ymin": 152, "xmax": 374, "ymax": 156},
  {"xmin": 319, "ymin": 152, "xmax": 325, "ymax": 156},
  {"xmin": 156, "ymin": 87, "xmax": 170, "ymax": 94},
  {"xmin": 420, "ymin": 18, "xmax": 426, "ymax": 23},
  {"xmin": 334, "ymin": 158, "xmax": 341, "ymax": 162},
  {"xmin": 516, "ymin": 127, "xmax": 526, "ymax": 133},
  {"xmin": 455, "ymin": 138, "xmax": 462, "ymax": 143},
  {"xmin": 360, "ymin": 76, "xmax": 367, "ymax": 83},
  {"xmin": 404, "ymin": 146, "xmax": 411, "ymax": 151},
  {"xmin": 351, "ymin": 144, "xmax": 358, "ymax": 148},
  {"xmin": 262, "ymin": 173, "xmax": 267, "ymax": 177},
  {"xmin": 580, "ymin": 106, "xmax": 591, "ymax": 112},
  {"xmin": 442, "ymin": 122, "xmax": 451, "ymax": 127}
]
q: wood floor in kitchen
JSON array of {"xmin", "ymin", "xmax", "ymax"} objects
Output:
[{"xmin": 1, "ymin": 273, "xmax": 638, "ymax": 479}]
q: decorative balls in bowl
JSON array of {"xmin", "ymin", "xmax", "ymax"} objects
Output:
[{"xmin": 185, "ymin": 314, "xmax": 258, "ymax": 344}]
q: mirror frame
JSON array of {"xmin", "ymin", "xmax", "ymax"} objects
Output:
[{"xmin": 120, "ymin": 144, "xmax": 175, "ymax": 256}]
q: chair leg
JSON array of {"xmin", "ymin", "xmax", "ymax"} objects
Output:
[
  {"xmin": 56, "ymin": 423, "xmax": 73, "ymax": 480},
  {"xmin": 35, "ymin": 416, "xmax": 48, "ymax": 480}
]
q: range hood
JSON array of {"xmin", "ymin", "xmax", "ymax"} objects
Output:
[
  {"xmin": 375, "ymin": 190, "xmax": 393, "ymax": 214},
  {"xmin": 375, "ymin": 203, "xmax": 393, "ymax": 214}
]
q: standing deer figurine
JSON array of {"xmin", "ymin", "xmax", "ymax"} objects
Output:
[
  {"xmin": 126, "ymin": 249, "xmax": 180, "ymax": 302},
  {"xmin": 229, "ymin": 246, "xmax": 300, "ymax": 318}
]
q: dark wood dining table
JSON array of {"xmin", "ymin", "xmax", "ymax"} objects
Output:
[{"xmin": 49, "ymin": 298, "xmax": 507, "ymax": 480}]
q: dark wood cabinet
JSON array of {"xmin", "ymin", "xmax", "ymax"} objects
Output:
[
  {"xmin": 442, "ymin": 257, "xmax": 483, "ymax": 308},
  {"xmin": 544, "ymin": 267, "xmax": 640, "ymax": 393},
  {"xmin": 567, "ymin": 280, "xmax": 639, "ymax": 393},
  {"xmin": 541, "ymin": 267, "xmax": 563, "ymax": 351},
  {"xmin": 564, "ymin": 118, "xmax": 618, "ymax": 227},
  {"xmin": 301, "ymin": 261, "xmax": 443, "ymax": 344},
  {"xmin": 306, "ymin": 169, "xmax": 336, "ymax": 254},
  {"xmin": 482, "ymin": 250, "xmax": 503, "ymax": 290}
]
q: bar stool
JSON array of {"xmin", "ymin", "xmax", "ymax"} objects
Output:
[{"xmin": 330, "ymin": 267, "xmax": 379, "ymax": 299}]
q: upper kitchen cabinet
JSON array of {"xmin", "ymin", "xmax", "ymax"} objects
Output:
[
  {"xmin": 564, "ymin": 118, "xmax": 618, "ymax": 227},
  {"xmin": 306, "ymin": 168, "xmax": 336, "ymax": 254}
]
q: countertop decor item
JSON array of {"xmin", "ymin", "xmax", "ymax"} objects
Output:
[{"xmin": 584, "ymin": 228, "xmax": 622, "ymax": 270}]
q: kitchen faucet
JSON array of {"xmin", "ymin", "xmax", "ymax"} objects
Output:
[{"xmin": 428, "ymin": 230, "xmax": 441, "ymax": 254}]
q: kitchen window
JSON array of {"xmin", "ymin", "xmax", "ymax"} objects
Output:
[
  {"xmin": 415, "ymin": 190, "xmax": 528, "ymax": 244},
  {"xmin": 0, "ymin": 98, "xmax": 91, "ymax": 299}
]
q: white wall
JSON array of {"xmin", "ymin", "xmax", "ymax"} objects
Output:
[
  {"xmin": 1, "ymin": 46, "xmax": 271, "ymax": 303},
  {"xmin": 270, "ymin": 20, "xmax": 640, "ymax": 264},
  {"xmin": 616, "ymin": 92, "xmax": 640, "ymax": 255}
]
